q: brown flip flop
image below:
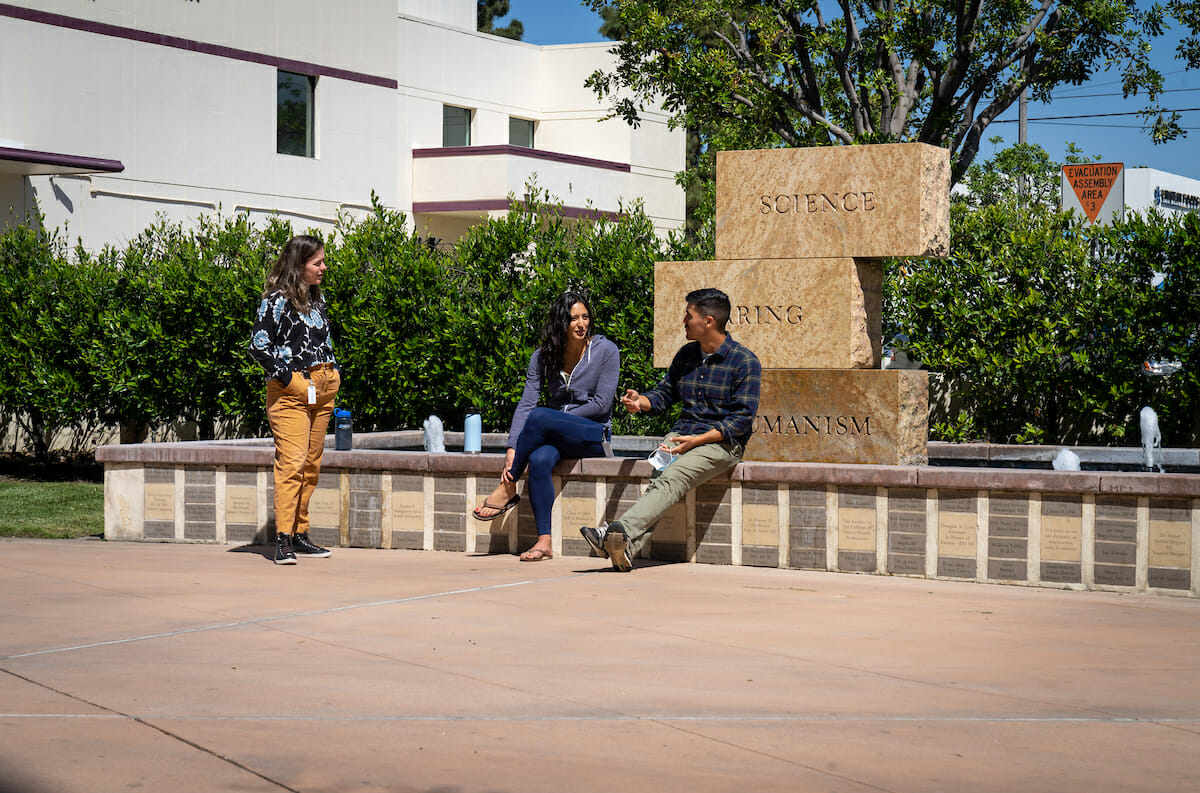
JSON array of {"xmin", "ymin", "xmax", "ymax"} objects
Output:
[
  {"xmin": 471, "ymin": 492, "xmax": 520, "ymax": 521},
  {"xmin": 519, "ymin": 547, "xmax": 553, "ymax": 562}
]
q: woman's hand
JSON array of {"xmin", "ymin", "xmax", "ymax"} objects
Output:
[{"xmin": 500, "ymin": 448, "xmax": 517, "ymax": 482}]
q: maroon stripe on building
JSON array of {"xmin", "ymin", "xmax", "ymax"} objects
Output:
[
  {"xmin": 413, "ymin": 145, "xmax": 631, "ymax": 173},
  {"xmin": 0, "ymin": 145, "xmax": 124, "ymax": 173}
]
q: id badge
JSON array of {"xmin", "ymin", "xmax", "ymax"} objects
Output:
[{"xmin": 307, "ymin": 382, "xmax": 317, "ymax": 405}]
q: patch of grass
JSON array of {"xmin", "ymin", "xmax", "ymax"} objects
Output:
[{"xmin": 0, "ymin": 478, "xmax": 104, "ymax": 539}]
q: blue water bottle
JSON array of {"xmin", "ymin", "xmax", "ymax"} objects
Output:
[
  {"xmin": 334, "ymin": 408, "xmax": 353, "ymax": 450},
  {"xmin": 464, "ymin": 407, "xmax": 482, "ymax": 453}
]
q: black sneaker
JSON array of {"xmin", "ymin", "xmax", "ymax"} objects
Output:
[
  {"xmin": 603, "ymin": 522, "xmax": 632, "ymax": 572},
  {"xmin": 274, "ymin": 533, "xmax": 297, "ymax": 565},
  {"xmin": 579, "ymin": 525, "xmax": 608, "ymax": 557},
  {"xmin": 292, "ymin": 532, "xmax": 332, "ymax": 558}
]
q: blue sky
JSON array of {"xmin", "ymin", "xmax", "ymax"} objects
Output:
[{"xmin": 508, "ymin": 1, "xmax": 1200, "ymax": 181}]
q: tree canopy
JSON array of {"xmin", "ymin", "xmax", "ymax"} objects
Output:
[
  {"xmin": 586, "ymin": 0, "xmax": 1194, "ymax": 184},
  {"xmin": 478, "ymin": 0, "xmax": 524, "ymax": 40}
]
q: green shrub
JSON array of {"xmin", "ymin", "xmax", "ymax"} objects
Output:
[
  {"xmin": 887, "ymin": 205, "xmax": 1200, "ymax": 445},
  {"xmin": 5, "ymin": 177, "xmax": 1193, "ymax": 452},
  {"xmin": 0, "ymin": 220, "xmax": 99, "ymax": 457},
  {"xmin": 77, "ymin": 213, "xmax": 289, "ymax": 441},
  {"xmin": 0, "ymin": 194, "xmax": 685, "ymax": 448},
  {"xmin": 323, "ymin": 199, "xmax": 457, "ymax": 431}
]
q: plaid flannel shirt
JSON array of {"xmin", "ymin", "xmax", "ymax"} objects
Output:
[{"xmin": 644, "ymin": 333, "xmax": 761, "ymax": 448}]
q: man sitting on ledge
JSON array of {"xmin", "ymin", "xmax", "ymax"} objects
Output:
[{"xmin": 581, "ymin": 288, "xmax": 761, "ymax": 571}]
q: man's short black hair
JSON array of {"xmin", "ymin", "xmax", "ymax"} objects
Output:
[{"xmin": 686, "ymin": 288, "xmax": 731, "ymax": 331}]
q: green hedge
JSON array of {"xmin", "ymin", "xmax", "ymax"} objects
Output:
[
  {"xmin": 1, "ymin": 196, "xmax": 700, "ymax": 457},
  {"xmin": 3, "ymin": 190, "xmax": 1196, "ymax": 457},
  {"xmin": 886, "ymin": 205, "xmax": 1200, "ymax": 445}
]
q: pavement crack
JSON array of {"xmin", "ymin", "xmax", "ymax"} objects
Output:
[
  {"xmin": 653, "ymin": 718, "xmax": 900, "ymax": 793},
  {"xmin": 0, "ymin": 667, "xmax": 299, "ymax": 792}
]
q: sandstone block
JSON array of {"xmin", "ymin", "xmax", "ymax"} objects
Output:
[
  {"xmin": 745, "ymin": 370, "xmax": 928, "ymax": 465},
  {"xmin": 654, "ymin": 258, "xmax": 881, "ymax": 369},
  {"xmin": 715, "ymin": 143, "xmax": 950, "ymax": 260}
]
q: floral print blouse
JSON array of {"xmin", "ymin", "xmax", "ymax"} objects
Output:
[{"xmin": 247, "ymin": 290, "xmax": 337, "ymax": 384}]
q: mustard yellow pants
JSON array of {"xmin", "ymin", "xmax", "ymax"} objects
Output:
[{"xmin": 267, "ymin": 364, "xmax": 340, "ymax": 537}]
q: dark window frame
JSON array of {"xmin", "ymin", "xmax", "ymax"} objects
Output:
[
  {"xmin": 277, "ymin": 70, "xmax": 316, "ymax": 157},
  {"xmin": 508, "ymin": 117, "xmax": 535, "ymax": 148},
  {"xmin": 443, "ymin": 105, "xmax": 473, "ymax": 147}
]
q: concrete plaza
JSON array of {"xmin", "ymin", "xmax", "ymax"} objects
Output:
[{"xmin": 2, "ymin": 537, "xmax": 1199, "ymax": 792}]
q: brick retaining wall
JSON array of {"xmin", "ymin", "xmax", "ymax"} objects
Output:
[{"xmin": 98, "ymin": 435, "xmax": 1200, "ymax": 597}]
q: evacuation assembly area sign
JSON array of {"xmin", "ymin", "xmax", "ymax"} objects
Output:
[{"xmin": 1062, "ymin": 162, "xmax": 1124, "ymax": 224}]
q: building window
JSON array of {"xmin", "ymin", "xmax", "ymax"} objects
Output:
[
  {"xmin": 277, "ymin": 70, "xmax": 315, "ymax": 157},
  {"xmin": 509, "ymin": 117, "xmax": 535, "ymax": 148},
  {"xmin": 443, "ymin": 105, "xmax": 472, "ymax": 147}
]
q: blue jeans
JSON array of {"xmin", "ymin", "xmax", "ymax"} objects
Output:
[{"xmin": 509, "ymin": 407, "xmax": 608, "ymax": 535}]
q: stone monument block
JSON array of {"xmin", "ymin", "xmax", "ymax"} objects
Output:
[
  {"xmin": 654, "ymin": 258, "xmax": 881, "ymax": 369},
  {"xmin": 745, "ymin": 370, "xmax": 928, "ymax": 465},
  {"xmin": 715, "ymin": 143, "xmax": 949, "ymax": 260}
]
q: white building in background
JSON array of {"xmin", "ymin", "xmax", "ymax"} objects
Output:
[
  {"xmin": 1125, "ymin": 168, "xmax": 1200, "ymax": 217},
  {"xmin": 0, "ymin": 0, "xmax": 685, "ymax": 249}
]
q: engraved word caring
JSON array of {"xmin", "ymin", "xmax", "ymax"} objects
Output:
[
  {"xmin": 731, "ymin": 304, "xmax": 802, "ymax": 326},
  {"xmin": 756, "ymin": 415, "xmax": 872, "ymax": 436},
  {"xmin": 759, "ymin": 192, "xmax": 876, "ymax": 214}
]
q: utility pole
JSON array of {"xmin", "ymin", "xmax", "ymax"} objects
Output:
[{"xmin": 1018, "ymin": 88, "xmax": 1028, "ymax": 204}]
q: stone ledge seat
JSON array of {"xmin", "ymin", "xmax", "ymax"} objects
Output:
[
  {"xmin": 97, "ymin": 433, "xmax": 1200, "ymax": 598},
  {"xmin": 95, "ymin": 439, "xmax": 1200, "ymax": 498}
]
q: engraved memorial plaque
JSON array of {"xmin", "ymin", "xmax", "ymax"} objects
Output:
[
  {"xmin": 742, "ymin": 501, "xmax": 779, "ymax": 546},
  {"xmin": 1041, "ymin": 515, "xmax": 1082, "ymax": 563},
  {"xmin": 938, "ymin": 511, "xmax": 976, "ymax": 558},
  {"xmin": 562, "ymin": 496, "xmax": 597, "ymax": 538},
  {"xmin": 656, "ymin": 502, "xmax": 688, "ymax": 544},
  {"xmin": 839, "ymin": 506, "xmax": 876, "ymax": 551},
  {"xmin": 1149, "ymin": 519, "xmax": 1191, "ymax": 569},
  {"xmin": 308, "ymin": 487, "xmax": 341, "ymax": 529},
  {"xmin": 224, "ymin": 485, "xmax": 257, "ymax": 525},
  {"xmin": 390, "ymin": 488, "xmax": 424, "ymax": 533},
  {"xmin": 145, "ymin": 483, "xmax": 175, "ymax": 522}
]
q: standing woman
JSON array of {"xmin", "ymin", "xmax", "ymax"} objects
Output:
[
  {"xmin": 472, "ymin": 291, "xmax": 620, "ymax": 561},
  {"xmin": 248, "ymin": 235, "xmax": 341, "ymax": 565}
]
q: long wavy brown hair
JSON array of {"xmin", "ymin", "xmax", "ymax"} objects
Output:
[
  {"xmin": 264, "ymin": 234, "xmax": 324, "ymax": 312},
  {"xmin": 538, "ymin": 290, "xmax": 595, "ymax": 387}
]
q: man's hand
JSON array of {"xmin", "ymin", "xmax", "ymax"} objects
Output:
[
  {"xmin": 661, "ymin": 428, "xmax": 724, "ymax": 455},
  {"xmin": 622, "ymin": 389, "xmax": 649, "ymax": 414}
]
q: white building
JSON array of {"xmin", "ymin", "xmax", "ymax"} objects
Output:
[
  {"xmin": 1125, "ymin": 168, "xmax": 1200, "ymax": 217},
  {"xmin": 0, "ymin": 0, "xmax": 685, "ymax": 249}
]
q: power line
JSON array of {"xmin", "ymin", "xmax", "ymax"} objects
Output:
[
  {"xmin": 1019, "ymin": 121, "xmax": 1200, "ymax": 130},
  {"xmin": 1051, "ymin": 67, "xmax": 1194, "ymax": 95},
  {"xmin": 994, "ymin": 107, "xmax": 1200, "ymax": 121},
  {"xmin": 1046, "ymin": 87, "xmax": 1200, "ymax": 100}
]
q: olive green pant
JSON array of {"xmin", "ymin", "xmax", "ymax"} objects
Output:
[{"xmin": 617, "ymin": 432, "xmax": 743, "ymax": 556}]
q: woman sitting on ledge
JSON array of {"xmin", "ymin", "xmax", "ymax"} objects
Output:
[{"xmin": 471, "ymin": 291, "xmax": 620, "ymax": 561}]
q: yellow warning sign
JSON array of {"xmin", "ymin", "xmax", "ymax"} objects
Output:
[{"xmin": 1063, "ymin": 163, "xmax": 1124, "ymax": 223}]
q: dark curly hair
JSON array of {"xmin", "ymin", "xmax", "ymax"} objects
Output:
[
  {"xmin": 264, "ymin": 234, "xmax": 324, "ymax": 312},
  {"xmin": 538, "ymin": 290, "xmax": 596, "ymax": 387}
]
